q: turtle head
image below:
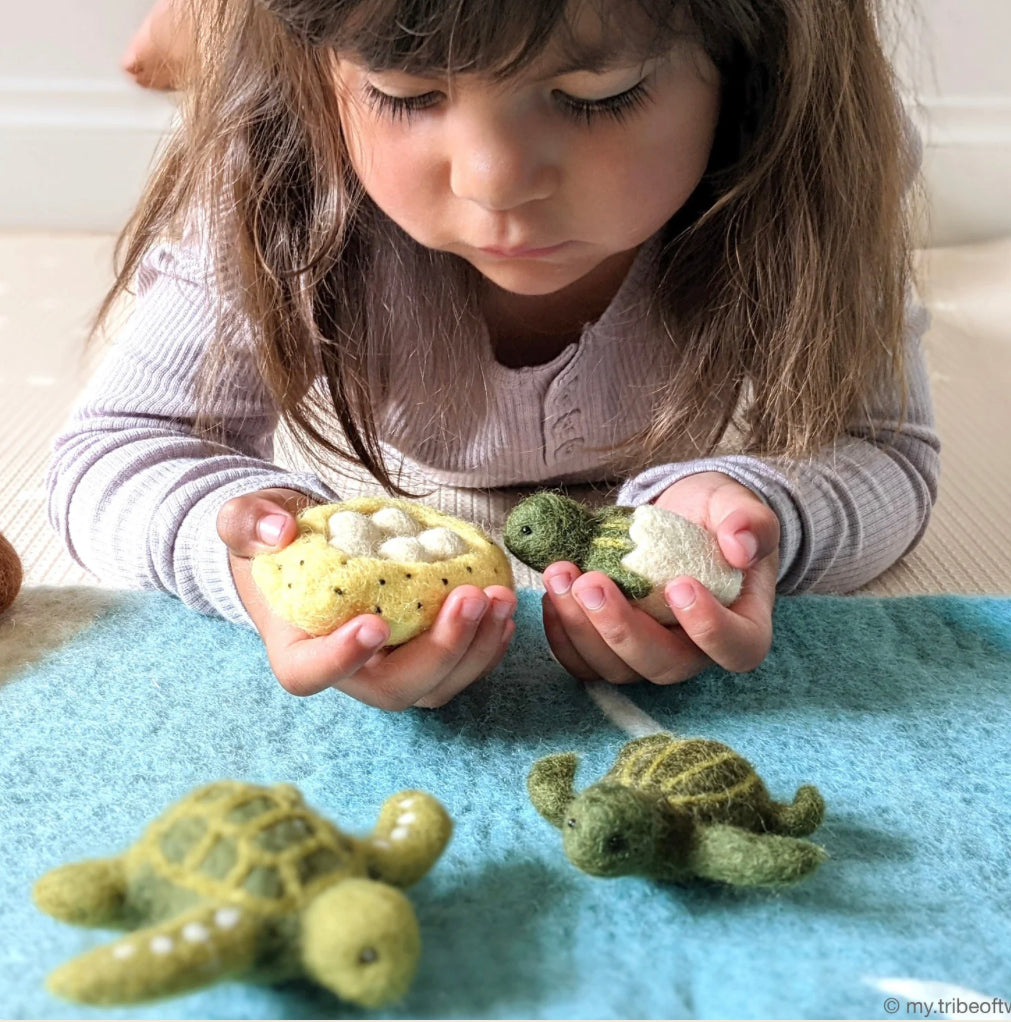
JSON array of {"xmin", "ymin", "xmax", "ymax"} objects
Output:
[
  {"xmin": 300, "ymin": 878, "xmax": 420, "ymax": 1008},
  {"xmin": 504, "ymin": 493, "xmax": 594, "ymax": 571},
  {"xmin": 560, "ymin": 783, "xmax": 664, "ymax": 878}
]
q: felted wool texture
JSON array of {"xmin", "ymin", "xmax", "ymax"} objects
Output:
[
  {"xmin": 251, "ymin": 498, "xmax": 513, "ymax": 643},
  {"xmin": 33, "ymin": 781, "xmax": 449, "ymax": 1007},
  {"xmin": 0, "ymin": 531, "xmax": 23, "ymax": 615},
  {"xmin": 504, "ymin": 495, "xmax": 741, "ymax": 623},
  {"xmin": 2, "ymin": 586, "xmax": 1011, "ymax": 1020},
  {"xmin": 529, "ymin": 735, "xmax": 826, "ymax": 885}
]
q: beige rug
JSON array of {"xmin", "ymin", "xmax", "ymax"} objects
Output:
[{"xmin": 1, "ymin": 232, "xmax": 1009, "ymax": 595}]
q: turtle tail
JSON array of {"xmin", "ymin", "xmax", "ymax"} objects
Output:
[
  {"xmin": 766, "ymin": 784, "xmax": 826, "ymax": 837},
  {"xmin": 45, "ymin": 901, "xmax": 262, "ymax": 1005}
]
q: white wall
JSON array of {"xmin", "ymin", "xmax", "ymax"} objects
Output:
[
  {"xmin": 890, "ymin": 0, "xmax": 1011, "ymax": 244},
  {"xmin": 0, "ymin": 0, "xmax": 1009, "ymax": 243},
  {"xmin": 0, "ymin": 0, "xmax": 176, "ymax": 231}
]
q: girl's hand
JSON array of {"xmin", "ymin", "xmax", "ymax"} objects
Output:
[
  {"xmin": 217, "ymin": 489, "xmax": 517, "ymax": 709},
  {"xmin": 541, "ymin": 472, "xmax": 780, "ymax": 684}
]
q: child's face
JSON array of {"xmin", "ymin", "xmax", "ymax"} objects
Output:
[{"xmin": 335, "ymin": 10, "xmax": 720, "ymax": 297}]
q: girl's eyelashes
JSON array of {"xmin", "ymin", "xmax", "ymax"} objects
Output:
[
  {"xmin": 552, "ymin": 79, "xmax": 653, "ymax": 126},
  {"xmin": 361, "ymin": 84, "xmax": 441, "ymax": 122},
  {"xmin": 359, "ymin": 78, "xmax": 654, "ymax": 127}
]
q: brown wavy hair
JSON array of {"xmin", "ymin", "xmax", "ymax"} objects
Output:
[{"xmin": 96, "ymin": 0, "xmax": 919, "ymax": 492}]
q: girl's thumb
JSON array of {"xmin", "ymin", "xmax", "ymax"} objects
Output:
[{"xmin": 216, "ymin": 491, "xmax": 301, "ymax": 558}]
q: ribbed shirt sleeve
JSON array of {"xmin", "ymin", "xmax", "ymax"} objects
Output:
[
  {"xmin": 46, "ymin": 240, "xmax": 340, "ymax": 625},
  {"xmin": 616, "ymin": 300, "xmax": 941, "ymax": 593}
]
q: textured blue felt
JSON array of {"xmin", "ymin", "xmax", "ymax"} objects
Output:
[{"xmin": 1, "ymin": 588, "xmax": 1010, "ymax": 1020}]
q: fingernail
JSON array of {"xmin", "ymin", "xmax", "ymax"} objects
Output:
[
  {"xmin": 575, "ymin": 586, "xmax": 605, "ymax": 611},
  {"xmin": 547, "ymin": 572, "xmax": 572, "ymax": 595},
  {"xmin": 490, "ymin": 599, "xmax": 513, "ymax": 622},
  {"xmin": 735, "ymin": 530, "xmax": 759, "ymax": 564},
  {"xmin": 460, "ymin": 597, "xmax": 487, "ymax": 623},
  {"xmin": 356, "ymin": 621, "xmax": 387, "ymax": 649},
  {"xmin": 257, "ymin": 513, "xmax": 287, "ymax": 545},
  {"xmin": 667, "ymin": 581, "xmax": 696, "ymax": 610}
]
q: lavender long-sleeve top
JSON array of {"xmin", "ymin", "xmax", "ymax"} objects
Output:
[{"xmin": 47, "ymin": 229, "xmax": 940, "ymax": 625}]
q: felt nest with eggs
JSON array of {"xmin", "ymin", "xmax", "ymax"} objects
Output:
[{"xmin": 251, "ymin": 498, "xmax": 513, "ymax": 644}]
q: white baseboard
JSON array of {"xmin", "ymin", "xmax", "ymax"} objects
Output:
[
  {"xmin": 1, "ymin": 79, "xmax": 1009, "ymax": 246},
  {"xmin": 0, "ymin": 78, "xmax": 176, "ymax": 233},
  {"xmin": 911, "ymin": 97, "xmax": 1011, "ymax": 246}
]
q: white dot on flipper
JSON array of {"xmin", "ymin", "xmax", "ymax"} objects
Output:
[
  {"xmin": 182, "ymin": 922, "xmax": 211, "ymax": 943},
  {"xmin": 150, "ymin": 936, "xmax": 174, "ymax": 955},
  {"xmin": 389, "ymin": 826, "xmax": 410, "ymax": 841},
  {"xmin": 112, "ymin": 942, "xmax": 136, "ymax": 960},
  {"xmin": 397, "ymin": 812, "xmax": 417, "ymax": 825},
  {"xmin": 372, "ymin": 839, "xmax": 391, "ymax": 850},
  {"xmin": 214, "ymin": 907, "xmax": 241, "ymax": 930}
]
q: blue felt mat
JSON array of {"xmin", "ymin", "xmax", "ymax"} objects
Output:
[{"xmin": 1, "ymin": 587, "xmax": 1010, "ymax": 1020}]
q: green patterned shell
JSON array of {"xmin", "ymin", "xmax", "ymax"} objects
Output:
[
  {"xmin": 606, "ymin": 735, "xmax": 769, "ymax": 824},
  {"xmin": 135, "ymin": 782, "xmax": 365, "ymax": 913}
]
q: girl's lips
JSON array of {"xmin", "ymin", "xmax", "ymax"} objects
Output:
[{"xmin": 479, "ymin": 242, "xmax": 569, "ymax": 259}]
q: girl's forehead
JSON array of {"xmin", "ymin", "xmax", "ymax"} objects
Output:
[{"xmin": 338, "ymin": 0, "xmax": 686, "ymax": 77}]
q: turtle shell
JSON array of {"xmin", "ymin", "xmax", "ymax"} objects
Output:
[
  {"xmin": 607, "ymin": 735, "xmax": 767, "ymax": 825},
  {"xmin": 251, "ymin": 498, "xmax": 513, "ymax": 642},
  {"xmin": 130, "ymin": 782, "xmax": 364, "ymax": 914}
]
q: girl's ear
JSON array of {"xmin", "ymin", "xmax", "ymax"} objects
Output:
[{"xmin": 527, "ymin": 753, "xmax": 579, "ymax": 828}]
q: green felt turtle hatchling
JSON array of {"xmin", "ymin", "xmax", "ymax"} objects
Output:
[
  {"xmin": 33, "ymin": 781, "xmax": 452, "ymax": 1007},
  {"xmin": 252, "ymin": 497, "xmax": 513, "ymax": 642},
  {"xmin": 504, "ymin": 493, "xmax": 742, "ymax": 623},
  {"xmin": 528, "ymin": 733, "xmax": 827, "ymax": 887}
]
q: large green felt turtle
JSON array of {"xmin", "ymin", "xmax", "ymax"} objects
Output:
[
  {"xmin": 33, "ymin": 781, "xmax": 452, "ymax": 1007},
  {"xmin": 504, "ymin": 493, "xmax": 742, "ymax": 622},
  {"xmin": 528, "ymin": 733, "xmax": 826, "ymax": 886}
]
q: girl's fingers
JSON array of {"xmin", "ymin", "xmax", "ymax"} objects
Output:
[
  {"xmin": 415, "ymin": 600, "xmax": 517, "ymax": 708},
  {"xmin": 567, "ymin": 572, "xmax": 712, "ymax": 684},
  {"xmin": 543, "ymin": 567, "xmax": 641, "ymax": 683},
  {"xmin": 269, "ymin": 614, "xmax": 393, "ymax": 699},
  {"xmin": 216, "ymin": 488, "xmax": 307, "ymax": 557},
  {"xmin": 663, "ymin": 570, "xmax": 774, "ymax": 674},
  {"xmin": 412, "ymin": 588, "xmax": 517, "ymax": 708},
  {"xmin": 542, "ymin": 594, "xmax": 599, "ymax": 681},
  {"xmin": 715, "ymin": 506, "xmax": 780, "ymax": 571}
]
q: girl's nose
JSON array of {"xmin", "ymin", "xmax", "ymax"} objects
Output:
[{"xmin": 449, "ymin": 110, "xmax": 559, "ymax": 211}]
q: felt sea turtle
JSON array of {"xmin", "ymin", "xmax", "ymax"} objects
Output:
[
  {"xmin": 252, "ymin": 497, "xmax": 513, "ymax": 642},
  {"xmin": 528, "ymin": 733, "xmax": 827, "ymax": 887},
  {"xmin": 33, "ymin": 781, "xmax": 452, "ymax": 1007},
  {"xmin": 503, "ymin": 493, "xmax": 742, "ymax": 623}
]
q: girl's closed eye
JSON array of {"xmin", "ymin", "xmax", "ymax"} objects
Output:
[{"xmin": 360, "ymin": 76, "xmax": 656, "ymax": 127}]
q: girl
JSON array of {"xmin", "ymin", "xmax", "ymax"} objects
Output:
[{"xmin": 52, "ymin": 0, "xmax": 939, "ymax": 710}]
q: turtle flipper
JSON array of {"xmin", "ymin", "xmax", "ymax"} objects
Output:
[
  {"xmin": 366, "ymin": 791, "xmax": 452, "ymax": 887},
  {"xmin": 45, "ymin": 901, "xmax": 262, "ymax": 1005},
  {"xmin": 685, "ymin": 824, "xmax": 827, "ymax": 887},
  {"xmin": 765, "ymin": 784, "xmax": 826, "ymax": 837},
  {"xmin": 33, "ymin": 857, "xmax": 129, "ymax": 927},
  {"xmin": 527, "ymin": 752, "xmax": 579, "ymax": 828}
]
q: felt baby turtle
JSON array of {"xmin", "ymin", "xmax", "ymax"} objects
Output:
[
  {"xmin": 503, "ymin": 493, "xmax": 742, "ymax": 623},
  {"xmin": 252, "ymin": 497, "xmax": 513, "ymax": 643},
  {"xmin": 33, "ymin": 781, "xmax": 452, "ymax": 1007},
  {"xmin": 528, "ymin": 733, "xmax": 826, "ymax": 887}
]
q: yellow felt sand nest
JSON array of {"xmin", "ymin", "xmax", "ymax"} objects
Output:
[{"xmin": 251, "ymin": 498, "xmax": 513, "ymax": 644}]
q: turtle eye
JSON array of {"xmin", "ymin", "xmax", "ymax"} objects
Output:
[
  {"xmin": 521, "ymin": 525, "xmax": 533, "ymax": 535},
  {"xmin": 358, "ymin": 947, "xmax": 379, "ymax": 965},
  {"xmin": 606, "ymin": 833, "xmax": 628, "ymax": 855},
  {"xmin": 565, "ymin": 817, "xmax": 578, "ymax": 828}
]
